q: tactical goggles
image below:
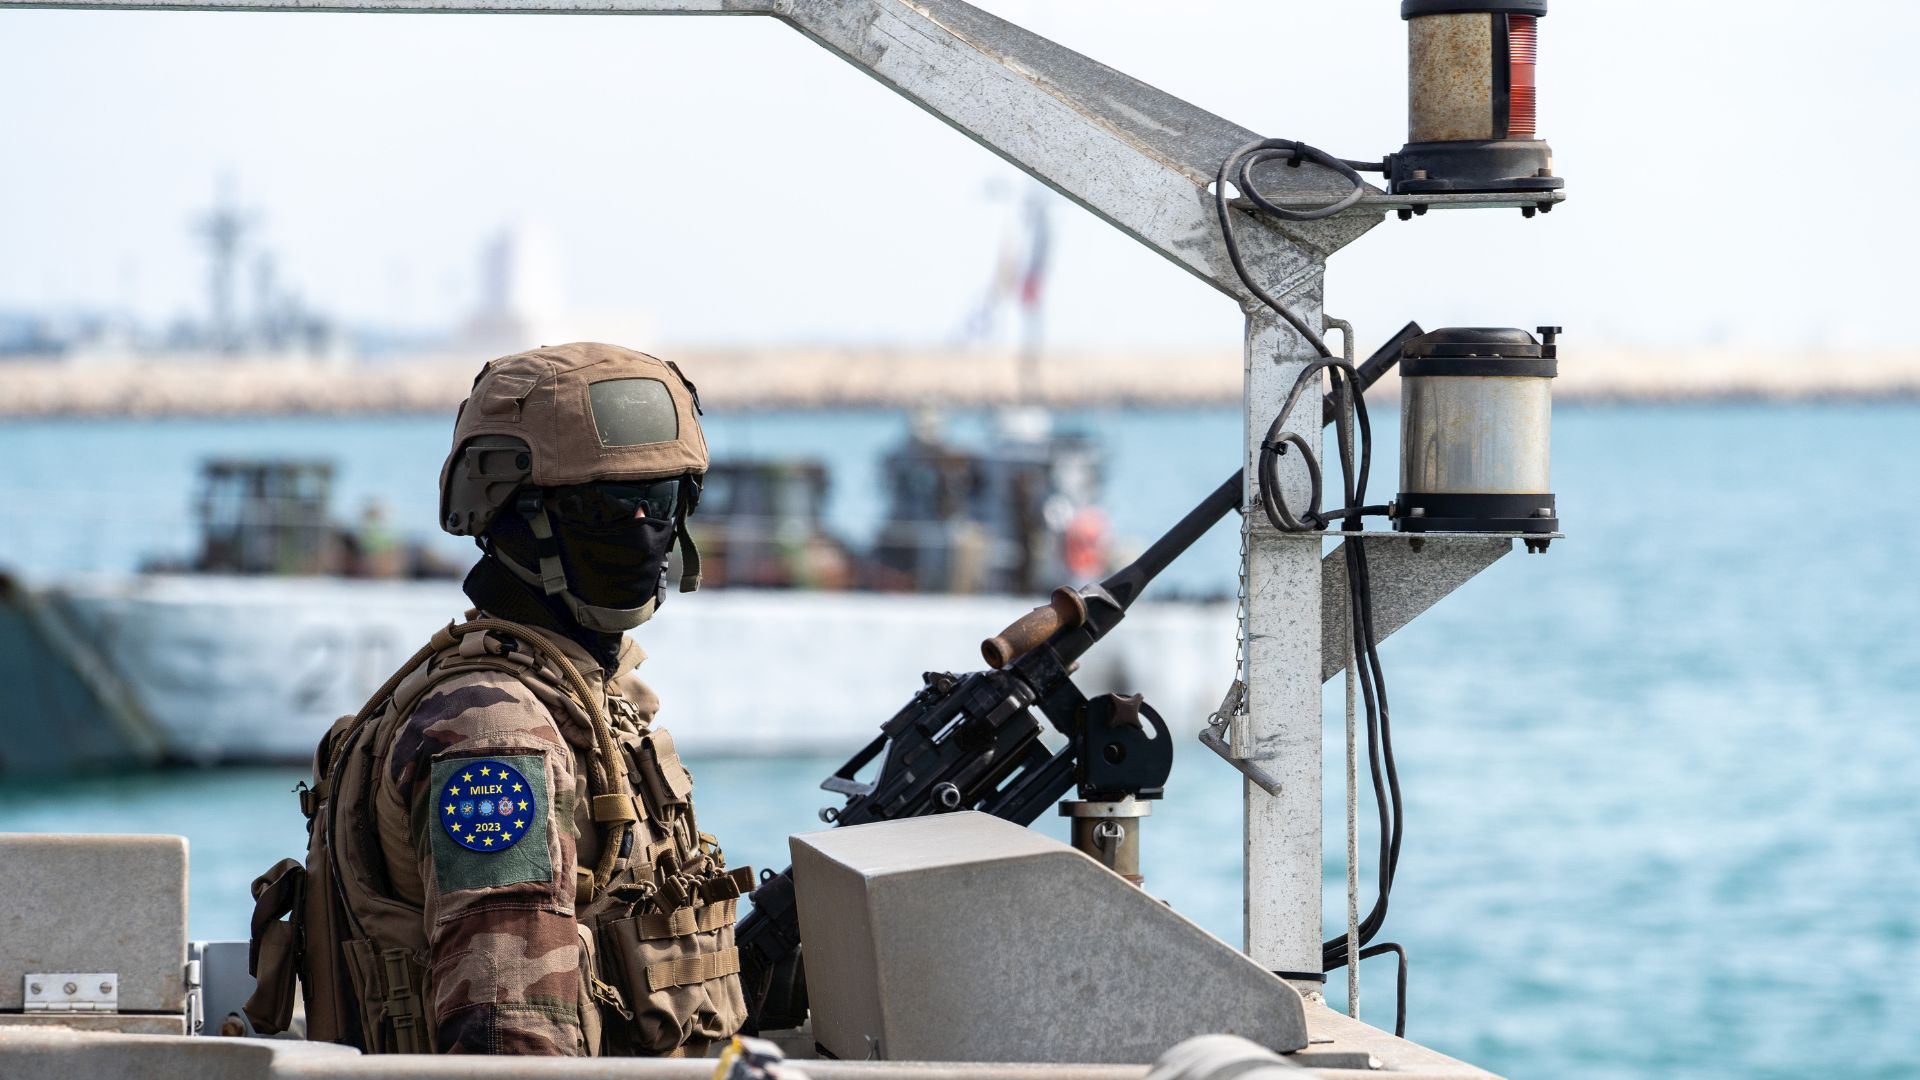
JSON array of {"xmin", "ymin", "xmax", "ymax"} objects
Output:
[{"xmin": 550, "ymin": 480, "xmax": 680, "ymax": 526}]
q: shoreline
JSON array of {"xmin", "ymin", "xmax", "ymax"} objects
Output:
[{"xmin": 3, "ymin": 345, "xmax": 1916, "ymax": 417}]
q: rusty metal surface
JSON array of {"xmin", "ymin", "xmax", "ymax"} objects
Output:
[{"xmin": 1408, "ymin": 12, "xmax": 1492, "ymax": 143}]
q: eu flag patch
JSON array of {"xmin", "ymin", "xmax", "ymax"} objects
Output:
[
  {"xmin": 440, "ymin": 758, "xmax": 536, "ymax": 852},
  {"xmin": 429, "ymin": 753, "xmax": 553, "ymax": 893}
]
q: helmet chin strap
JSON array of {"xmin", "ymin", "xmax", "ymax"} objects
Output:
[
  {"xmin": 674, "ymin": 475, "xmax": 702, "ymax": 593},
  {"xmin": 495, "ymin": 493, "xmax": 662, "ymax": 632}
]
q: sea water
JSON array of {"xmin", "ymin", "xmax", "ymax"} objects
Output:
[{"xmin": 1, "ymin": 403, "xmax": 1916, "ymax": 1078}]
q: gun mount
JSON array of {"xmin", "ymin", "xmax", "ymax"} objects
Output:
[{"xmin": 739, "ymin": 472, "xmax": 1241, "ymax": 1030}]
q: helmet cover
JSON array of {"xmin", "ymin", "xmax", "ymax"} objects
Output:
[{"xmin": 440, "ymin": 342, "xmax": 708, "ymax": 537}]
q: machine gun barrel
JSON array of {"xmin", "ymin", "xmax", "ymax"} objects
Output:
[
  {"xmin": 981, "ymin": 473, "xmax": 1240, "ymax": 670},
  {"xmin": 985, "ymin": 322, "xmax": 1416, "ymax": 671},
  {"xmin": 1095, "ymin": 472, "xmax": 1240, "ymax": 612}
]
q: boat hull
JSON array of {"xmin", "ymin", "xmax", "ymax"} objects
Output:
[{"xmin": 33, "ymin": 575, "xmax": 1236, "ymax": 764}]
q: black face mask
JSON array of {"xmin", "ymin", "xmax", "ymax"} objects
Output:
[
  {"xmin": 551, "ymin": 511, "xmax": 678, "ymax": 614},
  {"xmin": 547, "ymin": 480, "xmax": 683, "ymax": 613},
  {"xmin": 488, "ymin": 479, "xmax": 691, "ymax": 633}
]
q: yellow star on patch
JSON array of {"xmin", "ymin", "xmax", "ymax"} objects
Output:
[
  {"xmin": 444, "ymin": 804, "xmax": 455, "ymax": 815},
  {"xmin": 512, "ymin": 782, "xmax": 523, "ymax": 792},
  {"xmin": 480, "ymin": 766, "xmax": 491, "ymax": 776},
  {"xmin": 482, "ymin": 836, "xmax": 494, "ymax": 846},
  {"xmin": 448, "ymin": 786, "xmax": 459, "ymax": 797},
  {"xmin": 513, "ymin": 819, "xmax": 525, "ymax": 829},
  {"xmin": 518, "ymin": 800, "xmax": 529, "ymax": 810},
  {"xmin": 449, "ymin": 822, "xmax": 460, "ymax": 832},
  {"xmin": 462, "ymin": 772, "xmax": 473, "ymax": 782},
  {"xmin": 501, "ymin": 833, "xmax": 512, "ymax": 843}
]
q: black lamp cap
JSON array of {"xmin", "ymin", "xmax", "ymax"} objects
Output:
[
  {"xmin": 1402, "ymin": 0, "xmax": 1547, "ymax": 18},
  {"xmin": 1401, "ymin": 326, "xmax": 1558, "ymax": 377},
  {"xmin": 1404, "ymin": 327, "xmax": 1542, "ymax": 359}
]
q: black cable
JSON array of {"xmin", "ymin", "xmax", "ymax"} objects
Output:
[
  {"xmin": 1253, "ymin": 357, "xmax": 1402, "ymax": 976},
  {"xmin": 1318, "ymin": 504, "xmax": 1393, "ymax": 524},
  {"xmin": 1211, "ymin": 135, "xmax": 1410, "ymax": 1007},
  {"xmin": 1357, "ymin": 943, "xmax": 1409, "ymax": 1038},
  {"xmin": 1213, "ymin": 138, "xmax": 1370, "ymax": 357}
]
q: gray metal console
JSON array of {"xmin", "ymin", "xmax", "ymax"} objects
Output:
[
  {"xmin": 0, "ymin": 833, "xmax": 190, "ymax": 1035},
  {"xmin": 793, "ymin": 813, "xmax": 1308, "ymax": 1065}
]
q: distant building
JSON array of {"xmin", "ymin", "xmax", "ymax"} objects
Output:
[{"xmin": 459, "ymin": 222, "xmax": 656, "ymax": 356}]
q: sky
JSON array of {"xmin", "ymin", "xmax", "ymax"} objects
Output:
[{"xmin": 1, "ymin": 0, "xmax": 1916, "ymax": 355}]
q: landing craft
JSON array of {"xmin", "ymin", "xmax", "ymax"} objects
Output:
[
  {"xmin": 0, "ymin": 421, "xmax": 1231, "ymax": 770},
  {"xmin": 0, "ymin": 1, "xmax": 1566, "ymax": 1076}
]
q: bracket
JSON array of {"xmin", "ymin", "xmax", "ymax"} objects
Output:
[{"xmin": 23, "ymin": 973, "xmax": 119, "ymax": 1013}]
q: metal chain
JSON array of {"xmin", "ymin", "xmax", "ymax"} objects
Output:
[{"xmin": 1236, "ymin": 507, "xmax": 1250, "ymax": 682}]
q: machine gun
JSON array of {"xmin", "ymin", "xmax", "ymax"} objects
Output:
[
  {"xmin": 736, "ymin": 325, "xmax": 1420, "ymax": 1031},
  {"xmin": 738, "ymin": 471, "xmax": 1242, "ymax": 1031}
]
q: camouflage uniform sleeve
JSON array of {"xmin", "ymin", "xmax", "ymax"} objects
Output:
[{"xmin": 387, "ymin": 670, "xmax": 584, "ymax": 1055}]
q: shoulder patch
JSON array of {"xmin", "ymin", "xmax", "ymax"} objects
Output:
[{"xmin": 429, "ymin": 753, "xmax": 552, "ymax": 893}]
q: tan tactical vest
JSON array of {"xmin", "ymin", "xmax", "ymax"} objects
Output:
[{"xmin": 244, "ymin": 616, "xmax": 751, "ymax": 1056}]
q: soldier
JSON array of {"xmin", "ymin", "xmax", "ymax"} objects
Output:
[{"xmin": 247, "ymin": 343, "xmax": 752, "ymax": 1056}]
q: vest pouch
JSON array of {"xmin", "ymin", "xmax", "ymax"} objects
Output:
[
  {"xmin": 339, "ymin": 938, "xmax": 433, "ymax": 1054},
  {"xmin": 299, "ymin": 831, "xmax": 363, "ymax": 1047},
  {"xmin": 600, "ymin": 898, "xmax": 745, "ymax": 1055},
  {"xmin": 577, "ymin": 919, "xmax": 638, "ymax": 1056},
  {"xmin": 242, "ymin": 858, "xmax": 305, "ymax": 1035},
  {"xmin": 339, "ymin": 939, "xmax": 385, "ymax": 1051}
]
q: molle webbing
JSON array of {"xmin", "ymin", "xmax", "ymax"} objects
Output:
[
  {"xmin": 633, "ymin": 898, "xmax": 738, "ymax": 942},
  {"xmin": 645, "ymin": 948, "xmax": 741, "ymax": 992},
  {"xmin": 381, "ymin": 948, "xmax": 428, "ymax": 1054},
  {"xmin": 593, "ymin": 794, "xmax": 646, "ymax": 824}
]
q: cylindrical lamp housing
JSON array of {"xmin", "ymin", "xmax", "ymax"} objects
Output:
[
  {"xmin": 1390, "ymin": 1, "xmax": 1564, "ymax": 196},
  {"xmin": 1396, "ymin": 326, "xmax": 1558, "ymax": 537}
]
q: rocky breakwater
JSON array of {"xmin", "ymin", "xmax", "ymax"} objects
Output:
[{"xmin": 0, "ymin": 344, "xmax": 1914, "ymax": 417}]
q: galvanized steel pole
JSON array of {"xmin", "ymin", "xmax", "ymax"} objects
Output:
[{"xmin": 1239, "ymin": 304, "xmax": 1326, "ymax": 988}]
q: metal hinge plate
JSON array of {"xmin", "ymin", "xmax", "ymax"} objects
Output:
[{"xmin": 23, "ymin": 973, "xmax": 118, "ymax": 1013}]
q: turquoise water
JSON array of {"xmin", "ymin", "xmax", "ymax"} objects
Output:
[{"xmin": 2, "ymin": 403, "xmax": 1917, "ymax": 1077}]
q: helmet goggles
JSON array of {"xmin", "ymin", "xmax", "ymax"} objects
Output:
[{"xmin": 549, "ymin": 480, "xmax": 682, "ymax": 528}]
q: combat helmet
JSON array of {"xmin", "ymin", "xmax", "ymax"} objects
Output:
[{"xmin": 440, "ymin": 342, "xmax": 708, "ymax": 629}]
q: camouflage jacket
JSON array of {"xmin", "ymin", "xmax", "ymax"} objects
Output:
[{"xmin": 367, "ymin": 620, "xmax": 657, "ymax": 1054}]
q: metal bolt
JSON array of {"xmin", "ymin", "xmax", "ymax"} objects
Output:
[
  {"xmin": 28, "ymin": 982, "xmax": 41, "ymax": 995},
  {"xmin": 1409, "ymin": 538, "xmax": 1426, "ymax": 554},
  {"xmin": 63, "ymin": 982, "xmax": 77, "ymax": 995},
  {"xmin": 100, "ymin": 981, "xmax": 113, "ymax": 995},
  {"xmin": 1536, "ymin": 167, "xmax": 1554, "ymax": 177},
  {"xmin": 1408, "ymin": 507, "xmax": 1426, "ymax": 518},
  {"xmin": 1522, "ymin": 205, "xmax": 1537, "ymax": 219},
  {"xmin": 1411, "ymin": 169, "xmax": 1429, "ymax": 180},
  {"xmin": 1536, "ymin": 508, "xmax": 1553, "ymax": 517},
  {"xmin": 1396, "ymin": 207, "xmax": 1414, "ymax": 221}
]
